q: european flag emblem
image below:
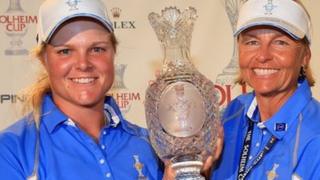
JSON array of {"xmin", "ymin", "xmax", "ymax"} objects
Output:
[{"xmin": 275, "ymin": 123, "xmax": 287, "ymax": 131}]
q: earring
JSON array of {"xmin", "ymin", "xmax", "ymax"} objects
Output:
[{"xmin": 298, "ymin": 66, "xmax": 306, "ymax": 81}]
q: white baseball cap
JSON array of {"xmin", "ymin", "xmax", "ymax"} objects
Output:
[
  {"xmin": 37, "ymin": 0, "xmax": 113, "ymax": 45},
  {"xmin": 234, "ymin": 0, "xmax": 311, "ymax": 43}
]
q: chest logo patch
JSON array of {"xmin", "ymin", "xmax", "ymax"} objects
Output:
[
  {"xmin": 133, "ymin": 155, "xmax": 147, "ymax": 180},
  {"xmin": 266, "ymin": 163, "xmax": 279, "ymax": 180}
]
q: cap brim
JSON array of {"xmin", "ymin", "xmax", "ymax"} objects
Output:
[
  {"xmin": 234, "ymin": 20, "xmax": 304, "ymax": 41},
  {"xmin": 44, "ymin": 13, "xmax": 113, "ymax": 44}
]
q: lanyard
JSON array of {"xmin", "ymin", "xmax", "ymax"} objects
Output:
[
  {"xmin": 27, "ymin": 120, "xmax": 40, "ymax": 180},
  {"xmin": 237, "ymin": 120, "xmax": 277, "ymax": 180}
]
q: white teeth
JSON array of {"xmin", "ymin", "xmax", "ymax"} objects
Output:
[
  {"xmin": 253, "ymin": 68, "xmax": 278, "ymax": 76},
  {"xmin": 71, "ymin": 77, "xmax": 95, "ymax": 84}
]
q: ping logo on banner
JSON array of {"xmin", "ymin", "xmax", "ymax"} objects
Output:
[{"xmin": 0, "ymin": 94, "xmax": 25, "ymax": 104}]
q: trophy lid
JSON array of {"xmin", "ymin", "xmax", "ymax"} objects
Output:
[{"xmin": 148, "ymin": 7, "xmax": 197, "ymax": 49}]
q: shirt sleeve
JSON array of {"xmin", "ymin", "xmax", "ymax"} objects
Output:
[
  {"xmin": 0, "ymin": 132, "xmax": 27, "ymax": 179},
  {"xmin": 294, "ymin": 136, "xmax": 320, "ymax": 179}
]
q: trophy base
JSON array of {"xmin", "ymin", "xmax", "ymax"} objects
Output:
[
  {"xmin": 5, "ymin": 49, "xmax": 28, "ymax": 56},
  {"xmin": 171, "ymin": 155, "xmax": 204, "ymax": 180}
]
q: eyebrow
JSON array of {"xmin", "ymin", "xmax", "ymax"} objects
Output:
[
  {"xmin": 239, "ymin": 34, "xmax": 257, "ymax": 41},
  {"xmin": 240, "ymin": 31, "xmax": 290, "ymax": 40},
  {"xmin": 49, "ymin": 40, "xmax": 112, "ymax": 48},
  {"xmin": 91, "ymin": 41, "xmax": 112, "ymax": 46}
]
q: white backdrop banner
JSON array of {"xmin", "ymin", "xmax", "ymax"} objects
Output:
[{"xmin": 1, "ymin": 0, "xmax": 320, "ymax": 129}]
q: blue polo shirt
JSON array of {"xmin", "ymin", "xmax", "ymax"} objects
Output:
[
  {"xmin": 0, "ymin": 94, "xmax": 163, "ymax": 180},
  {"xmin": 212, "ymin": 79, "xmax": 320, "ymax": 180}
]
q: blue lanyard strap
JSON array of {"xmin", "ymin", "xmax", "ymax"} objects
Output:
[{"xmin": 237, "ymin": 120, "xmax": 277, "ymax": 180}]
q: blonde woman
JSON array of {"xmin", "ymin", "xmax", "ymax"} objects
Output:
[{"xmin": 0, "ymin": 0, "xmax": 163, "ymax": 179}]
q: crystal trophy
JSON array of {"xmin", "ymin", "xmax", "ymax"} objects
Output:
[
  {"xmin": 4, "ymin": 0, "xmax": 29, "ymax": 55},
  {"xmin": 145, "ymin": 7, "xmax": 220, "ymax": 179},
  {"xmin": 216, "ymin": 0, "xmax": 247, "ymax": 85}
]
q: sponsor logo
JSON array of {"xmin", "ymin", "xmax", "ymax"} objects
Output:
[
  {"xmin": 0, "ymin": 94, "xmax": 25, "ymax": 104},
  {"xmin": 111, "ymin": 7, "xmax": 121, "ymax": 19},
  {"xmin": 214, "ymin": 84, "xmax": 247, "ymax": 107},
  {"xmin": 0, "ymin": 0, "xmax": 37, "ymax": 55},
  {"xmin": 109, "ymin": 92, "xmax": 141, "ymax": 113},
  {"xmin": 110, "ymin": 7, "xmax": 136, "ymax": 29},
  {"xmin": 109, "ymin": 64, "xmax": 141, "ymax": 113}
]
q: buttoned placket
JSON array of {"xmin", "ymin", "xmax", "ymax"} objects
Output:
[
  {"xmin": 98, "ymin": 128, "xmax": 113, "ymax": 179},
  {"xmin": 67, "ymin": 122, "xmax": 114, "ymax": 180}
]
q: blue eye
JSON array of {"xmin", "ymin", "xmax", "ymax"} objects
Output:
[
  {"xmin": 273, "ymin": 40, "xmax": 289, "ymax": 46},
  {"xmin": 245, "ymin": 40, "xmax": 259, "ymax": 46},
  {"xmin": 92, "ymin": 47, "xmax": 106, "ymax": 53},
  {"xmin": 57, "ymin": 49, "xmax": 70, "ymax": 55}
]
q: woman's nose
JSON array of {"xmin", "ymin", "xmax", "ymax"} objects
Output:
[
  {"xmin": 255, "ymin": 44, "xmax": 273, "ymax": 62},
  {"xmin": 75, "ymin": 53, "xmax": 93, "ymax": 71}
]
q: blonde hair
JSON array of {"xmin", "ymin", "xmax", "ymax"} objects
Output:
[
  {"xmin": 20, "ymin": 45, "xmax": 50, "ymax": 122},
  {"xmin": 21, "ymin": 32, "xmax": 118, "ymax": 122},
  {"xmin": 236, "ymin": 0, "xmax": 315, "ymax": 87}
]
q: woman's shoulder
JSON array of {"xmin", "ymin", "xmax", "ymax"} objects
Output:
[
  {"xmin": 222, "ymin": 93, "xmax": 253, "ymax": 123},
  {"xmin": 0, "ymin": 115, "xmax": 37, "ymax": 178},
  {"xmin": 0, "ymin": 115, "xmax": 37, "ymax": 143},
  {"xmin": 120, "ymin": 118, "xmax": 150, "ymax": 142},
  {"xmin": 301, "ymin": 97, "xmax": 320, "ymax": 130}
]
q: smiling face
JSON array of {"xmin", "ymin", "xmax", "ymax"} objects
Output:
[
  {"xmin": 238, "ymin": 26, "xmax": 310, "ymax": 98},
  {"xmin": 42, "ymin": 18, "xmax": 115, "ymax": 111}
]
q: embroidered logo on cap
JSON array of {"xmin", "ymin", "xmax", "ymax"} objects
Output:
[
  {"xmin": 66, "ymin": 0, "xmax": 80, "ymax": 11},
  {"xmin": 264, "ymin": 0, "xmax": 277, "ymax": 15}
]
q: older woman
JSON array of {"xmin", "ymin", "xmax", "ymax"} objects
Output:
[
  {"xmin": 0, "ymin": 0, "xmax": 162, "ymax": 179},
  {"xmin": 212, "ymin": 0, "xmax": 320, "ymax": 179}
]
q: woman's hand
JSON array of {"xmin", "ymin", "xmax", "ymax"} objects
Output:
[
  {"xmin": 162, "ymin": 125, "xmax": 224, "ymax": 180},
  {"xmin": 162, "ymin": 161, "xmax": 175, "ymax": 180},
  {"xmin": 201, "ymin": 125, "xmax": 224, "ymax": 178}
]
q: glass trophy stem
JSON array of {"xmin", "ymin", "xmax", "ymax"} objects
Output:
[
  {"xmin": 162, "ymin": 46, "xmax": 194, "ymax": 75},
  {"xmin": 216, "ymin": 38, "xmax": 238, "ymax": 85},
  {"xmin": 171, "ymin": 155, "xmax": 204, "ymax": 180},
  {"xmin": 224, "ymin": 38, "xmax": 239, "ymax": 73}
]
